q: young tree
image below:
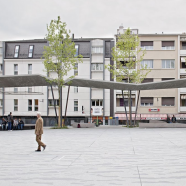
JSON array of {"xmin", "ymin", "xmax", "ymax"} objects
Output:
[
  {"xmin": 105, "ymin": 28, "xmax": 150, "ymax": 126},
  {"xmin": 43, "ymin": 16, "xmax": 83, "ymax": 127}
]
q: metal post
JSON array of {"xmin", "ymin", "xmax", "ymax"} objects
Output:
[
  {"xmin": 134, "ymin": 90, "xmax": 140, "ymax": 126},
  {"xmin": 122, "ymin": 90, "xmax": 129, "ymax": 127},
  {"xmin": 129, "ymin": 90, "xmax": 132, "ymax": 126},
  {"xmin": 51, "ymin": 86, "xmax": 58, "ymax": 124},
  {"xmin": 60, "ymin": 86, "xmax": 62, "ymax": 127},
  {"xmin": 64, "ymin": 86, "xmax": 70, "ymax": 125}
]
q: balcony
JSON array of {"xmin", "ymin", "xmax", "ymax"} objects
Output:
[
  {"xmin": 116, "ymin": 106, "xmax": 136, "ymax": 112},
  {"xmin": 116, "ymin": 90, "xmax": 136, "ymax": 94},
  {"xmin": 180, "ymin": 69, "xmax": 186, "ymax": 74},
  {"xmin": 180, "ymin": 88, "xmax": 186, "ymax": 93},
  {"xmin": 180, "ymin": 107, "xmax": 186, "ymax": 112},
  {"xmin": 180, "ymin": 49, "xmax": 186, "ymax": 56}
]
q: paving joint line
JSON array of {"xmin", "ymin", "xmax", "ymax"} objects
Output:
[{"xmin": 137, "ymin": 166, "xmax": 142, "ymax": 186}]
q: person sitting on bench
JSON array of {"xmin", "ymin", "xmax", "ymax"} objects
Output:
[
  {"xmin": 18, "ymin": 118, "xmax": 24, "ymax": 130},
  {"xmin": 2, "ymin": 118, "xmax": 7, "ymax": 130},
  {"xmin": 13, "ymin": 118, "xmax": 18, "ymax": 130}
]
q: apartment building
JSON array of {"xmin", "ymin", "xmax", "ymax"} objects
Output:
[
  {"xmin": 115, "ymin": 25, "xmax": 186, "ymax": 123},
  {"xmin": 3, "ymin": 38, "xmax": 114, "ymax": 125},
  {"xmin": 0, "ymin": 42, "xmax": 3, "ymax": 116}
]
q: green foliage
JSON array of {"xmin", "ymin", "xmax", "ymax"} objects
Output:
[
  {"xmin": 50, "ymin": 126, "xmax": 68, "ymax": 129},
  {"xmin": 43, "ymin": 16, "xmax": 83, "ymax": 88},
  {"xmin": 105, "ymin": 28, "xmax": 151, "ymax": 84}
]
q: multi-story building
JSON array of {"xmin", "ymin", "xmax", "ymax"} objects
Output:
[
  {"xmin": 3, "ymin": 37, "xmax": 114, "ymax": 125},
  {"xmin": 115, "ymin": 25, "xmax": 186, "ymax": 123},
  {"xmin": 0, "ymin": 42, "xmax": 3, "ymax": 116}
]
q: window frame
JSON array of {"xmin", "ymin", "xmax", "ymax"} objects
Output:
[
  {"xmin": 161, "ymin": 41, "xmax": 175, "ymax": 50},
  {"xmin": 91, "ymin": 99, "xmax": 103, "ymax": 106},
  {"xmin": 28, "ymin": 64, "xmax": 32, "ymax": 74},
  {"xmin": 91, "ymin": 63, "xmax": 103, "ymax": 71},
  {"xmin": 14, "ymin": 45, "xmax": 20, "ymax": 58},
  {"xmin": 14, "ymin": 99, "xmax": 18, "ymax": 111},
  {"xmin": 75, "ymin": 45, "xmax": 79, "ymax": 57},
  {"xmin": 140, "ymin": 41, "xmax": 153, "ymax": 50},
  {"xmin": 28, "ymin": 45, "xmax": 34, "ymax": 58},
  {"xmin": 162, "ymin": 59, "xmax": 175, "ymax": 69},
  {"xmin": 28, "ymin": 99, "xmax": 32, "ymax": 111},
  {"xmin": 14, "ymin": 64, "xmax": 18, "ymax": 75},
  {"xmin": 141, "ymin": 60, "xmax": 153, "ymax": 69},
  {"xmin": 34, "ymin": 99, "xmax": 38, "ymax": 111},
  {"xmin": 74, "ymin": 99, "xmax": 78, "ymax": 111},
  {"xmin": 162, "ymin": 97, "xmax": 175, "ymax": 106},
  {"xmin": 74, "ymin": 86, "xmax": 78, "ymax": 93},
  {"xmin": 141, "ymin": 97, "xmax": 153, "ymax": 106}
]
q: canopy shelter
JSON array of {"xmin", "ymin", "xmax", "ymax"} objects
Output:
[
  {"xmin": 0, "ymin": 74, "xmax": 57, "ymax": 87},
  {"xmin": 64, "ymin": 78, "xmax": 186, "ymax": 90}
]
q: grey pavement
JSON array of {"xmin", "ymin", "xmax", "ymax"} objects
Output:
[{"xmin": 1, "ymin": 126, "xmax": 186, "ymax": 186}]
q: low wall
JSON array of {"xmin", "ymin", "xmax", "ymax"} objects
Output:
[
  {"xmin": 72, "ymin": 123, "xmax": 95, "ymax": 128},
  {"xmin": 139, "ymin": 122, "xmax": 186, "ymax": 128}
]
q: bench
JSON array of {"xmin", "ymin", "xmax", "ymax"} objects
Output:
[
  {"xmin": 0, "ymin": 123, "xmax": 35, "ymax": 130},
  {"xmin": 72, "ymin": 123, "xmax": 95, "ymax": 128}
]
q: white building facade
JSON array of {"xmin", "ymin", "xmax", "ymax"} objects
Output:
[{"xmin": 3, "ymin": 38, "xmax": 114, "ymax": 125}]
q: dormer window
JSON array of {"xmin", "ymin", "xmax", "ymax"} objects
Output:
[
  {"xmin": 14, "ymin": 46, "xmax": 19, "ymax": 58},
  {"xmin": 28, "ymin": 45, "xmax": 34, "ymax": 58}
]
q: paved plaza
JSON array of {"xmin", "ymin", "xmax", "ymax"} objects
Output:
[{"xmin": 1, "ymin": 126, "xmax": 186, "ymax": 186}]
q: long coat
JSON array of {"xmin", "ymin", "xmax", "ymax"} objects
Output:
[{"xmin": 35, "ymin": 117, "xmax": 43, "ymax": 135}]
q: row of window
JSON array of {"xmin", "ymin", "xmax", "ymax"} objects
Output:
[
  {"xmin": 140, "ymin": 59, "xmax": 175, "ymax": 69},
  {"xmin": 14, "ymin": 45, "xmax": 79, "ymax": 58},
  {"xmin": 14, "ymin": 99, "xmax": 38, "ymax": 111},
  {"xmin": 14, "ymin": 64, "xmax": 32, "ymax": 75},
  {"xmin": 119, "ymin": 97, "xmax": 175, "ymax": 107},
  {"xmin": 140, "ymin": 41, "xmax": 175, "ymax": 50}
]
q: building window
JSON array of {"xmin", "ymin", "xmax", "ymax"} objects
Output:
[
  {"xmin": 48, "ymin": 99, "xmax": 59, "ymax": 106},
  {"xmin": 28, "ymin": 99, "xmax": 32, "ymax": 111},
  {"xmin": 28, "ymin": 45, "xmax": 34, "ymax": 58},
  {"xmin": 14, "ymin": 46, "xmax": 19, "ymax": 58},
  {"xmin": 28, "ymin": 64, "xmax": 32, "ymax": 74},
  {"xmin": 141, "ymin": 60, "xmax": 153, "ymax": 69},
  {"xmin": 0, "ymin": 99, "xmax": 3, "ymax": 107},
  {"xmin": 74, "ymin": 63, "xmax": 78, "ymax": 75},
  {"xmin": 91, "ymin": 64, "xmax": 103, "ymax": 71},
  {"xmin": 141, "ymin": 78, "xmax": 153, "ymax": 83},
  {"xmin": 75, "ymin": 45, "xmax": 79, "ymax": 57},
  {"xmin": 120, "ymin": 98, "xmax": 132, "ymax": 107},
  {"xmin": 182, "ymin": 42, "xmax": 186, "ymax": 50},
  {"xmin": 14, "ymin": 64, "xmax": 18, "ymax": 75},
  {"xmin": 162, "ymin": 41, "xmax": 175, "ymax": 50},
  {"xmin": 74, "ymin": 100, "xmax": 78, "ymax": 111},
  {"xmin": 162, "ymin": 97, "xmax": 175, "ymax": 106},
  {"xmin": 35, "ymin": 99, "xmax": 38, "ymax": 111},
  {"xmin": 14, "ymin": 87, "xmax": 18, "ymax": 93},
  {"xmin": 162, "ymin": 60, "xmax": 175, "ymax": 69},
  {"xmin": 74, "ymin": 86, "xmax": 78, "ymax": 93},
  {"xmin": 14, "ymin": 99, "xmax": 18, "ymax": 111},
  {"xmin": 92, "ymin": 47, "xmax": 103, "ymax": 53},
  {"xmin": 141, "ymin": 41, "xmax": 153, "ymax": 50},
  {"xmin": 141, "ymin": 97, "xmax": 153, "ymax": 106},
  {"xmin": 28, "ymin": 87, "xmax": 32, "ymax": 93},
  {"xmin": 91, "ymin": 99, "xmax": 103, "ymax": 106}
]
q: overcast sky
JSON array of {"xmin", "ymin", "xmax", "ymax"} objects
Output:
[{"xmin": 0, "ymin": 0, "xmax": 186, "ymax": 41}]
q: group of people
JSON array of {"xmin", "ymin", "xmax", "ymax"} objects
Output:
[
  {"xmin": 167, "ymin": 115, "xmax": 177, "ymax": 123},
  {"xmin": 2, "ymin": 112, "xmax": 24, "ymax": 131}
]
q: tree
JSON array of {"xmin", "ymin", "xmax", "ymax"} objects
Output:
[
  {"xmin": 105, "ymin": 28, "xmax": 151, "ymax": 126},
  {"xmin": 43, "ymin": 16, "xmax": 83, "ymax": 127}
]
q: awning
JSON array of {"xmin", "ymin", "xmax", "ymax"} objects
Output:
[
  {"xmin": 141, "ymin": 114, "xmax": 167, "ymax": 120},
  {"xmin": 115, "ymin": 114, "xmax": 140, "ymax": 120}
]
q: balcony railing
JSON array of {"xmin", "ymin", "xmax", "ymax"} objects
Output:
[
  {"xmin": 140, "ymin": 46, "xmax": 153, "ymax": 50},
  {"xmin": 162, "ymin": 46, "xmax": 175, "ymax": 50}
]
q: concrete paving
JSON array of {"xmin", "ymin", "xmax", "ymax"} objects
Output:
[{"xmin": 1, "ymin": 126, "xmax": 186, "ymax": 186}]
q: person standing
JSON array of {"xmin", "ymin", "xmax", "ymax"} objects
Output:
[
  {"xmin": 172, "ymin": 115, "xmax": 177, "ymax": 123},
  {"xmin": 35, "ymin": 112, "xmax": 46, "ymax": 152},
  {"xmin": 7, "ymin": 112, "xmax": 13, "ymax": 131}
]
